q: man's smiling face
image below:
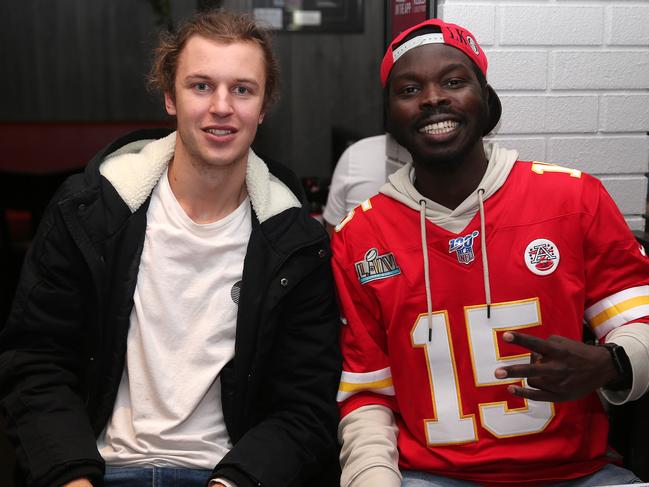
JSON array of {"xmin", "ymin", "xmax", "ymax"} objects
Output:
[
  {"xmin": 387, "ymin": 43, "xmax": 489, "ymax": 169},
  {"xmin": 164, "ymin": 35, "xmax": 266, "ymax": 171}
]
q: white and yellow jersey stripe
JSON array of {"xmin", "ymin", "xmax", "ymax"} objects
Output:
[
  {"xmin": 586, "ymin": 285, "xmax": 649, "ymax": 338},
  {"xmin": 337, "ymin": 366, "xmax": 395, "ymax": 402}
]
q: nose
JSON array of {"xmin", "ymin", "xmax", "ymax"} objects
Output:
[
  {"xmin": 209, "ymin": 86, "xmax": 234, "ymax": 117},
  {"xmin": 420, "ymin": 83, "xmax": 449, "ymax": 109}
]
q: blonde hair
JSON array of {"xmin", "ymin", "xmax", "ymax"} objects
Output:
[{"xmin": 148, "ymin": 9, "xmax": 280, "ymax": 109}]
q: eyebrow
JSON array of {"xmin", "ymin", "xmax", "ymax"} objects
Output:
[
  {"xmin": 441, "ymin": 63, "xmax": 477, "ymax": 80},
  {"xmin": 183, "ymin": 73, "xmax": 260, "ymax": 87},
  {"xmin": 184, "ymin": 74, "xmax": 210, "ymax": 81},
  {"xmin": 391, "ymin": 63, "xmax": 473, "ymax": 88},
  {"xmin": 440, "ymin": 63, "xmax": 472, "ymax": 74}
]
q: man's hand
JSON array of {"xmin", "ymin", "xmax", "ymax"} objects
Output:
[
  {"xmin": 494, "ymin": 332, "xmax": 619, "ymax": 402},
  {"xmin": 63, "ymin": 479, "xmax": 93, "ymax": 487}
]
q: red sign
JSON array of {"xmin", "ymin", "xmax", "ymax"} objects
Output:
[{"xmin": 390, "ymin": 0, "xmax": 430, "ymax": 40}]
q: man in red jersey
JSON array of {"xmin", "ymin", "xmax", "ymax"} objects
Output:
[{"xmin": 332, "ymin": 18, "xmax": 649, "ymax": 487}]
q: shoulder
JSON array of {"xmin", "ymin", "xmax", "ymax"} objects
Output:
[
  {"xmin": 248, "ymin": 152, "xmax": 302, "ymax": 224},
  {"xmin": 338, "ymin": 135, "xmax": 386, "ymax": 162},
  {"xmin": 334, "ymin": 194, "xmax": 396, "ymax": 231},
  {"xmin": 513, "ymin": 160, "xmax": 600, "ymax": 186},
  {"xmin": 247, "ymin": 153, "xmax": 330, "ymax": 259},
  {"xmin": 262, "ymin": 155, "xmax": 305, "ymax": 203},
  {"xmin": 37, "ymin": 170, "xmax": 103, "ymax": 230},
  {"xmin": 336, "ymin": 135, "xmax": 386, "ymax": 174},
  {"xmin": 331, "ymin": 194, "xmax": 400, "ymax": 257},
  {"xmin": 98, "ymin": 131, "xmax": 175, "ymax": 213},
  {"xmin": 345, "ymin": 135, "xmax": 387, "ymax": 158},
  {"xmin": 326, "ymin": 136, "xmax": 388, "ymax": 224},
  {"xmin": 510, "ymin": 160, "xmax": 604, "ymax": 208},
  {"xmin": 333, "ymin": 135, "xmax": 387, "ymax": 178}
]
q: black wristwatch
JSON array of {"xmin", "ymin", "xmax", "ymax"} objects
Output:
[{"xmin": 601, "ymin": 342, "xmax": 633, "ymax": 391}]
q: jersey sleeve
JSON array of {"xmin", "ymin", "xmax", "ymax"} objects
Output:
[
  {"xmin": 582, "ymin": 180, "xmax": 649, "ymax": 339},
  {"xmin": 331, "ymin": 231, "xmax": 398, "ymax": 418}
]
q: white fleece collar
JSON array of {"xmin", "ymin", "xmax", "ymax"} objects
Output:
[
  {"xmin": 245, "ymin": 150, "xmax": 302, "ymax": 223},
  {"xmin": 99, "ymin": 131, "xmax": 300, "ymax": 222},
  {"xmin": 381, "ymin": 142, "xmax": 518, "ymax": 233}
]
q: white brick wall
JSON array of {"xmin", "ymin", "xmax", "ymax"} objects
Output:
[
  {"xmin": 499, "ymin": 6, "xmax": 604, "ymax": 45},
  {"xmin": 601, "ymin": 95, "xmax": 649, "ymax": 133},
  {"xmin": 609, "ymin": 5, "xmax": 649, "ymax": 45},
  {"xmin": 552, "ymin": 52, "xmax": 649, "ymax": 90},
  {"xmin": 440, "ymin": 0, "xmax": 649, "ymax": 231}
]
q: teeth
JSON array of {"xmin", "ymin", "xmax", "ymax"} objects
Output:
[
  {"xmin": 206, "ymin": 128, "xmax": 232, "ymax": 136},
  {"xmin": 420, "ymin": 120, "xmax": 458, "ymax": 135}
]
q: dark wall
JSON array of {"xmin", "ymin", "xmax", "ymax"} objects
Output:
[
  {"xmin": 0, "ymin": 0, "xmax": 190, "ymax": 121},
  {"xmin": 0, "ymin": 0, "xmax": 385, "ymax": 177},
  {"xmin": 253, "ymin": 2, "xmax": 385, "ymax": 177}
]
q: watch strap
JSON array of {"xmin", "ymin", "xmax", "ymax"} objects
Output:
[{"xmin": 601, "ymin": 342, "xmax": 633, "ymax": 391}]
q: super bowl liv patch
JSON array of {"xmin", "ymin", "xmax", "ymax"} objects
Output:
[
  {"xmin": 355, "ymin": 248, "xmax": 401, "ymax": 285},
  {"xmin": 449, "ymin": 230, "xmax": 479, "ymax": 264}
]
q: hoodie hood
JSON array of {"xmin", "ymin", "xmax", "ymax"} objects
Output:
[
  {"xmin": 381, "ymin": 142, "xmax": 518, "ymax": 233},
  {"xmin": 98, "ymin": 131, "xmax": 301, "ymax": 223}
]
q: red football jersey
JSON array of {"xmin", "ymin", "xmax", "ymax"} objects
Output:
[{"xmin": 332, "ymin": 161, "xmax": 649, "ymax": 486}]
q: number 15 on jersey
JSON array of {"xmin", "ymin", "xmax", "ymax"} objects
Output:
[{"xmin": 411, "ymin": 298, "xmax": 555, "ymax": 445}]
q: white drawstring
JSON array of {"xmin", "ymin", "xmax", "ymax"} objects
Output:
[
  {"xmin": 477, "ymin": 189, "xmax": 492, "ymax": 318},
  {"xmin": 419, "ymin": 200, "xmax": 434, "ymax": 341},
  {"xmin": 420, "ymin": 189, "xmax": 492, "ymax": 336}
]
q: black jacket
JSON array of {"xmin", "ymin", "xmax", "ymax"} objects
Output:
[{"xmin": 0, "ymin": 129, "xmax": 341, "ymax": 487}]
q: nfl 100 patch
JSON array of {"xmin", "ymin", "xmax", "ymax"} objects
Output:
[
  {"xmin": 449, "ymin": 230, "xmax": 479, "ymax": 264},
  {"xmin": 525, "ymin": 238, "xmax": 560, "ymax": 276},
  {"xmin": 355, "ymin": 248, "xmax": 401, "ymax": 284}
]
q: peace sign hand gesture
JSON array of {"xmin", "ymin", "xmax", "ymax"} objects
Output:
[{"xmin": 494, "ymin": 332, "xmax": 620, "ymax": 402}]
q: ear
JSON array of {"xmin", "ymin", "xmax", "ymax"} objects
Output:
[
  {"xmin": 258, "ymin": 111, "xmax": 265, "ymax": 125},
  {"xmin": 482, "ymin": 84, "xmax": 502, "ymax": 135},
  {"xmin": 164, "ymin": 91, "xmax": 177, "ymax": 116},
  {"xmin": 483, "ymin": 85, "xmax": 491, "ymax": 114}
]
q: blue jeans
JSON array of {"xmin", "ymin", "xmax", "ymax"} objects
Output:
[
  {"xmin": 104, "ymin": 466, "xmax": 213, "ymax": 487},
  {"xmin": 402, "ymin": 464, "xmax": 645, "ymax": 486}
]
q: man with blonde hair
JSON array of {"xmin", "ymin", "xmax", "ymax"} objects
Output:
[{"xmin": 0, "ymin": 10, "xmax": 340, "ymax": 487}]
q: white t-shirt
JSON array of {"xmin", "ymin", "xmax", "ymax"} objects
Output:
[
  {"xmin": 323, "ymin": 134, "xmax": 410, "ymax": 227},
  {"xmin": 98, "ymin": 169, "xmax": 252, "ymax": 469}
]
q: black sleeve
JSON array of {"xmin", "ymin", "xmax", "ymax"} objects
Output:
[
  {"xmin": 0, "ymin": 195, "xmax": 104, "ymax": 487},
  {"xmin": 213, "ymin": 249, "xmax": 341, "ymax": 487}
]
